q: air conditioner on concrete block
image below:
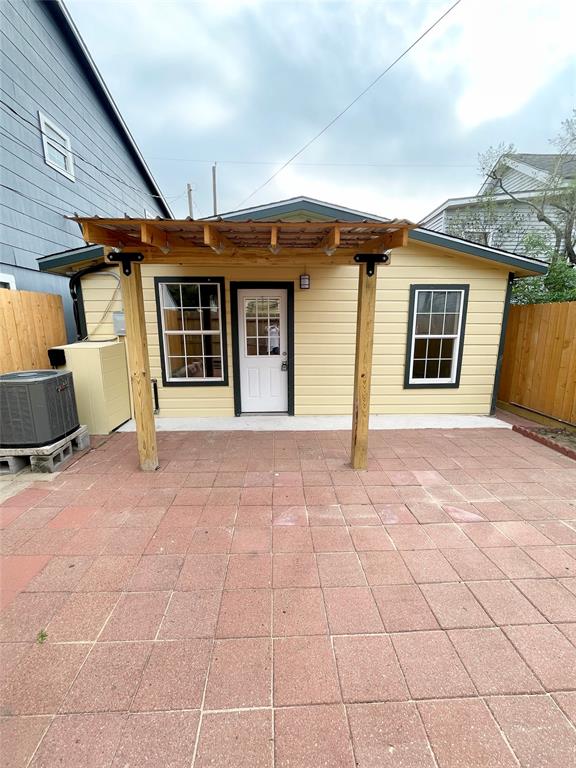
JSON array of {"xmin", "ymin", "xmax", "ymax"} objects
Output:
[{"xmin": 0, "ymin": 370, "xmax": 79, "ymax": 448}]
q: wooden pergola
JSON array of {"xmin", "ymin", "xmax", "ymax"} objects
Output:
[{"xmin": 74, "ymin": 216, "xmax": 414, "ymax": 471}]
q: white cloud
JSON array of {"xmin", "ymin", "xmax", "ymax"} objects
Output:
[
  {"xmin": 140, "ymin": 87, "xmax": 234, "ymax": 133},
  {"xmin": 67, "ymin": 0, "xmax": 576, "ymax": 218},
  {"xmin": 408, "ymin": 0, "xmax": 576, "ymax": 128},
  {"xmin": 265, "ymin": 165, "xmax": 450, "ymax": 221}
]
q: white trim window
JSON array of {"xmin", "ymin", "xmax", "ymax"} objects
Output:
[
  {"xmin": 38, "ymin": 112, "xmax": 75, "ymax": 180},
  {"xmin": 158, "ymin": 280, "xmax": 225, "ymax": 382},
  {"xmin": 0, "ymin": 273, "xmax": 17, "ymax": 290},
  {"xmin": 407, "ymin": 286, "xmax": 468, "ymax": 387}
]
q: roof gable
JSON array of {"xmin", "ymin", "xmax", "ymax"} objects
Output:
[
  {"xmin": 212, "ymin": 196, "xmax": 387, "ymax": 222},
  {"xmin": 211, "ymin": 196, "xmax": 546, "ymax": 276},
  {"xmin": 479, "ymin": 153, "xmax": 576, "ymax": 195}
]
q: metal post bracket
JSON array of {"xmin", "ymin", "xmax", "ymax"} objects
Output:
[
  {"xmin": 354, "ymin": 252, "xmax": 391, "ymax": 277},
  {"xmin": 106, "ymin": 251, "xmax": 144, "ymax": 276}
]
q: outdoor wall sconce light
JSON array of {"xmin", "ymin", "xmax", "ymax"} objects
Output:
[{"xmin": 300, "ymin": 274, "xmax": 310, "ymax": 289}]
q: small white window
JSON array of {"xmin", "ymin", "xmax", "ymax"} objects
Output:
[
  {"xmin": 407, "ymin": 286, "xmax": 468, "ymax": 387},
  {"xmin": 244, "ymin": 297, "xmax": 281, "ymax": 356},
  {"xmin": 0, "ymin": 273, "xmax": 16, "ymax": 290},
  {"xmin": 38, "ymin": 112, "xmax": 75, "ymax": 180}
]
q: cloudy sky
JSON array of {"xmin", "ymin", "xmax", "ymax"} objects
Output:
[{"xmin": 67, "ymin": 0, "xmax": 576, "ymax": 220}]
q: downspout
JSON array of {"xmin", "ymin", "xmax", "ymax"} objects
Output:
[
  {"xmin": 68, "ymin": 262, "xmax": 115, "ymax": 341},
  {"xmin": 490, "ymin": 271, "xmax": 515, "ymax": 415}
]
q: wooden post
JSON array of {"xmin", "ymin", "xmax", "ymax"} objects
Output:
[
  {"xmin": 350, "ymin": 265, "xmax": 378, "ymax": 470},
  {"xmin": 119, "ymin": 263, "xmax": 158, "ymax": 471}
]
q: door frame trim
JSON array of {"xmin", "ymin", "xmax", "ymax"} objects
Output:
[{"xmin": 230, "ymin": 281, "xmax": 295, "ymax": 416}]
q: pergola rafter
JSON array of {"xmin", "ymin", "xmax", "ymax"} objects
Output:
[{"xmin": 72, "ymin": 216, "xmax": 414, "ymax": 470}]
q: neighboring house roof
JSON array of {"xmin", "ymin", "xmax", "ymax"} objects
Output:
[
  {"xmin": 423, "ymin": 153, "xmax": 575, "ymax": 226},
  {"xmin": 420, "ymin": 190, "xmax": 542, "ymax": 224},
  {"xmin": 45, "ymin": 0, "xmax": 172, "ymax": 218},
  {"xmin": 38, "ymin": 196, "xmax": 547, "ymax": 276},
  {"xmin": 478, "ymin": 152, "xmax": 575, "ymax": 195},
  {"xmin": 511, "ymin": 154, "xmax": 576, "ymax": 179}
]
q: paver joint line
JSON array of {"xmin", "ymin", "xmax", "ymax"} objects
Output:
[{"xmin": 0, "ymin": 426, "xmax": 575, "ymax": 767}]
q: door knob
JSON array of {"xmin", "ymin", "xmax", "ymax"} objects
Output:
[{"xmin": 281, "ymin": 360, "xmax": 288, "ymax": 371}]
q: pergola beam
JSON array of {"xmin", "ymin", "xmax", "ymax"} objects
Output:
[
  {"xmin": 361, "ymin": 228, "xmax": 409, "ymax": 253},
  {"xmin": 203, "ymin": 223, "xmax": 237, "ymax": 253},
  {"xmin": 140, "ymin": 222, "xmax": 172, "ymax": 253},
  {"xmin": 269, "ymin": 226, "xmax": 280, "ymax": 254},
  {"xmin": 319, "ymin": 224, "xmax": 340, "ymax": 254},
  {"xmin": 73, "ymin": 215, "xmax": 413, "ymax": 472},
  {"xmin": 101, "ymin": 248, "xmax": 364, "ymax": 267},
  {"xmin": 82, "ymin": 221, "xmax": 131, "ymax": 248}
]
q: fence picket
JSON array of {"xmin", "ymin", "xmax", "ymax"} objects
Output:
[
  {"xmin": 499, "ymin": 302, "xmax": 576, "ymax": 425},
  {"xmin": 0, "ymin": 289, "xmax": 66, "ymax": 374}
]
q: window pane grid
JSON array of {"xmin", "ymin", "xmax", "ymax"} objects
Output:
[
  {"xmin": 410, "ymin": 289, "xmax": 463, "ymax": 383},
  {"xmin": 245, "ymin": 297, "xmax": 281, "ymax": 356},
  {"xmin": 160, "ymin": 282, "xmax": 224, "ymax": 381},
  {"xmin": 39, "ymin": 113, "xmax": 74, "ymax": 180}
]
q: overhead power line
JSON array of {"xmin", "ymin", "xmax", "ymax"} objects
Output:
[
  {"xmin": 149, "ymin": 157, "xmax": 475, "ymax": 169},
  {"xmin": 237, "ymin": 0, "xmax": 464, "ymax": 208}
]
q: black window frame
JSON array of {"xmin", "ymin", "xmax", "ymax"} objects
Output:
[
  {"xmin": 404, "ymin": 283, "xmax": 469, "ymax": 390},
  {"xmin": 154, "ymin": 276, "xmax": 229, "ymax": 388}
]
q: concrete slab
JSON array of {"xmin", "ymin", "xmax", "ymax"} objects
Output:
[{"xmin": 118, "ymin": 414, "xmax": 512, "ymax": 432}]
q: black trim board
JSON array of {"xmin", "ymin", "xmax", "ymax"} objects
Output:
[
  {"xmin": 75, "ymin": 279, "xmax": 87, "ymax": 341},
  {"xmin": 410, "ymin": 229, "xmax": 548, "ymax": 275},
  {"xmin": 38, "ymin": 245, "xmax": 105, "ymax": 273},
  {"xmin": 230, "ymin": 282, "xmax": 295, "ymax": 416},
  {"xmin": 403, "ymin": 284, "xmax": 470, "ymax": 390},
  {"xmin": 490, "ymin": 272, "xmax": 515, "ymax": 415},
  {"xmin": 153, "ymin": 277, "xmax": 229, "ymax": 388},
  {"xmin": 219, "ymin": 199, "xmax": 371, "ymax": 222}
]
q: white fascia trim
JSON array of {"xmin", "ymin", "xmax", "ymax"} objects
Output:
[
  {"xmin": 504, "ymin": 158, "xmax": 551, "ymax": 184},
  {"xmin": 420, "ymin": 188, "xmax": 561, "ymax": 224},
  {"xmin": 478, "ymin": 156, "xmax": 553, "ymax": 195},
  {"xmin": 421, "ymin": 193, "xmax": 512, "ymax": 223}
]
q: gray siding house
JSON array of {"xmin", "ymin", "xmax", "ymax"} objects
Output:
[
  {"xmin": 0, "ymin": 0, "xmax": 171, "ymax": 337},
  {"xmin": 421, "ymin": 154, "xmax": 575, "ymax": 258}
]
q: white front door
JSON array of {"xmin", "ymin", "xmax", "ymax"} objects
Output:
[{"xmin": 237, "ymin": 288, "xmax": 288, "ymax": 413}]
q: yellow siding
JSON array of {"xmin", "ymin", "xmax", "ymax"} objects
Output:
[{"xmin": 80, "ymin": 241, "xmax": 508, "ymax": 417}]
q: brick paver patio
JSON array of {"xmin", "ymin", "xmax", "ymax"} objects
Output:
[{"xmin": 1, "ymin": 427, "xmax": 576, "ymax": 767}]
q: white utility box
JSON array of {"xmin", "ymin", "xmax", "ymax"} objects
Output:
[{"xmin": 50, "ymin": 341, "xmax": 131, "ymax": 435}]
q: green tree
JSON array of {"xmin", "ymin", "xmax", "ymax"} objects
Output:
[
  {"xmin": 511, "ymin": 258, "xmax": 576, "ymax": 305},
  {"xmin": 480, "ymin": 112, "xmax": 576, "ymax": 265},
  {"xmin": 447, "ymin": 113, "xmax": 576, "ymax": 304}
]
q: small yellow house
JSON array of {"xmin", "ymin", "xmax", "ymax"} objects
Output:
[{"xmin": 39, "ymin": 197, "xmax": 546, "ymax": 468}]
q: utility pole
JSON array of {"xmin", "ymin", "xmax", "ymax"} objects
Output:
[
  {"xmin": 187, "ymin": 183, "xmax": 194, "ymax": 219},
  {"xmin": 212, "ymin": 163, "xmax": 218, "ymax": 216}
]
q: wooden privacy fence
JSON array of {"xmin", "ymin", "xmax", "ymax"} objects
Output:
[
  {"xmin": 0, "ymin": 289, "xmax": 67, "ymax": 374},
  {"xmin": 499, "ymin": 301, "xmax": 576, "ymax": 425}
]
